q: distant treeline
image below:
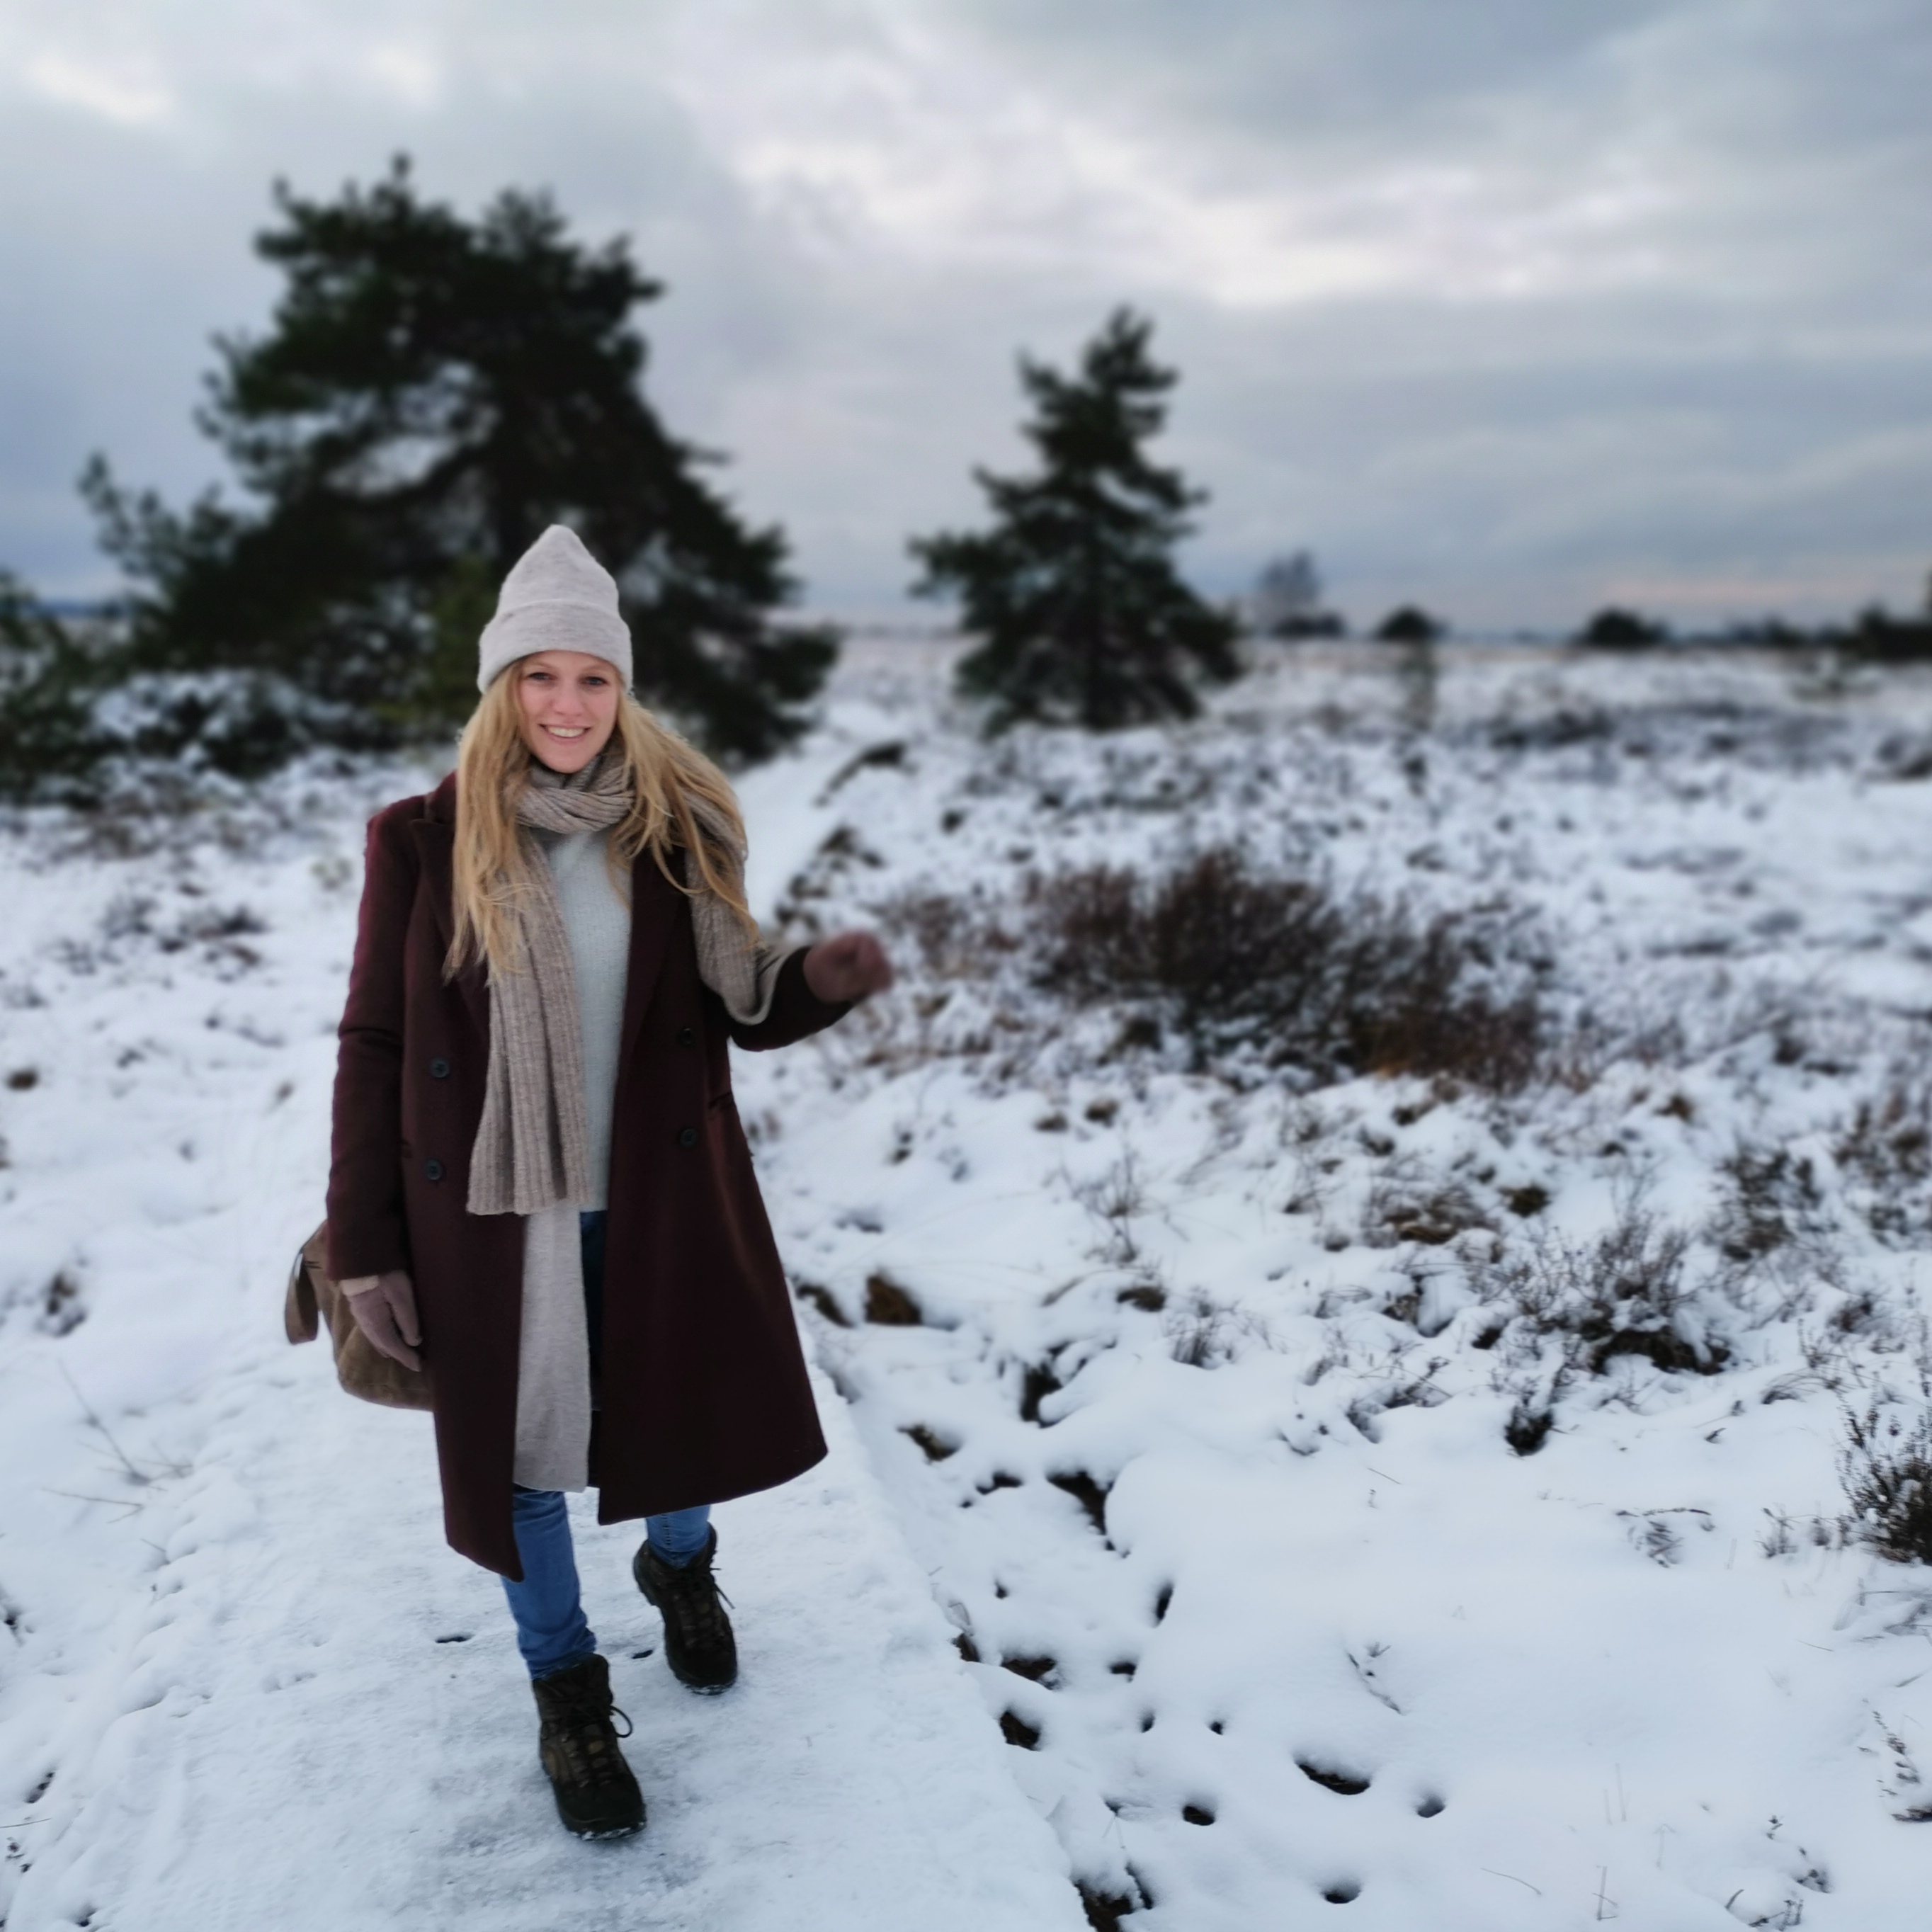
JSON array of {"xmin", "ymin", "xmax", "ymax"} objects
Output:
[
  {"xmin": 1536, "ymin": 598, "xmax": 1932, "ymax": 659},
  {"xmin": 1244, "ymin": 572, "xmax": 1932, "ymax": 660}
]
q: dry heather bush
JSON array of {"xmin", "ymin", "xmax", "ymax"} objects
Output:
[
  {"xmin": 1707, "ymin": 1140, "xmax": 1842, "ymax": 1319},
  {"xmin": 1839, "ymin": 1061, "xmax": 1932, "ymax": 1243},
  {"xmin": 1363, "ymin": 1157, "xmax": 1491, "ymax": 1249},
  {"xmin": 1710, "ymin": 1143, "xmax": 1829, "ymax": 1266},
  {"xmin": 1164, "ymin": 1290, "xmax": 1273, "ymax": 1368},
  {"xmin": 878, "ymin": 887, "xmax": 1017, "ymax": 983},
  {"xmin": 1839, "ymin": 1404, "xmax": 1932, "ymax": 1564},
  {"xmin": 1479, "ymin": 1188, "xmax": 1724, "ymax": 1376},
  {"xmin": 1029, "ymin": 848, "xmax": 1549, "ymax": 1091}
]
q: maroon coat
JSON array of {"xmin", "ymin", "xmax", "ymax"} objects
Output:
[{"xmin": 326, "ymin": 773, "xmax": 843, "ymax": 1579}]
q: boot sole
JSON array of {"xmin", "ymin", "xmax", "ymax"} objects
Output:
[
  {"xmin": 550, "ymin": 1776, "xmax": 647, "ymax": 1839},
  {"xmin": 562, "ymin": 1813, "xmax": 646, "ymax": 1841},
  {"xmin": 549, "ymin": 1773, "xmax": 646, "ymax": 1839}
]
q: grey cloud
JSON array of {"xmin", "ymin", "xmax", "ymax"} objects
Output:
[
  {"xmin": 957, "ymin": 0, "xmax": 1681, "ymax": 149},
  {"xmin": 1, "ymin": 0, "xmax": 1927, "ymax": 634}
]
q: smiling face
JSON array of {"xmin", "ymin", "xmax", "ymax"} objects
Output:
[{"xmin": 513, "ymin": 649, "xmax": 622, "ymax": 774}]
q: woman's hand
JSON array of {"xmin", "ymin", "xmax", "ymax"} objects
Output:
[
  {"xmin": 346, "ymin": 1269, "xmax": 424, "ymax": 1373},
  {"xmin": 802, "ymin": 931, "xmax": 894, "ymax": 1004}
]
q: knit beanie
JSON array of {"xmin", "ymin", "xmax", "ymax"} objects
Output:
[{"xmin": 476, "ymin": 525, "xmax": 634, "ymax": 692}]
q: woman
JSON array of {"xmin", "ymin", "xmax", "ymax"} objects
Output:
[{"xmin": 326, "ymin": 525, "xmax": 891, "ymax": 1839}]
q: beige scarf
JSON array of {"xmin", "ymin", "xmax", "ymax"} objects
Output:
[{"xmin": 467, "ymin": 755, "xmax": 787, "ymax": 1217}]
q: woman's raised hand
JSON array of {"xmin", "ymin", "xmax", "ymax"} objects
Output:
[
  {"xmin": 802, "ymin": 931, "xmax": 894, "ymax": 1005},
  {"xmin": 347, "ymin": 1269, "xmax": 424, "ymax": 1373}
]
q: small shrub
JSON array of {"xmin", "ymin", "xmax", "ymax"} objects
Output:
[
  {"xmin": 1032, "ymin": 848, "xmax": 1548, "ymax": 1091},
  {"xmin": 1481, "ymin": 1190, "xmax": 1724, "ymax": 1375},
  {"xmin": 1710, "ymin": 1142, "xmax": 1828, "ymax": 1265},
  {"xmin": 1073, "ymin": 1153, "xmax": 1147, "ymax": 1265},
  {"xmin": 1365, "ymin": 1164, "xmax": 1490, "ymax": 1249},
  {"xmin": 1760, "ymin": 1507, "xmax": 1798, "ymax": 1557},
  {"xmin": 1839, "ymin": 1403, "xmax": 1932, "ymax": 1563},
  {"xmin": 1164, "ymin": 1290, "xmax": 1271, "ymax": 1367},
  {"xmin": 1839, "ymin": 1064, "xmax": 1932, "ymax": 1243},
  {"xmin": 875, "ymin": 887, "xmax": 1012, "ymax": 982}
]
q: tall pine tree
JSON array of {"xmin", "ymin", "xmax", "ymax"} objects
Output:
[
  {"xmin": 84, "ymin": 158, "xmax": 835, "ymax": 762},
  {"xmin": 910, "ymin": 309, "xmax": 1239, "ymax": 729}
]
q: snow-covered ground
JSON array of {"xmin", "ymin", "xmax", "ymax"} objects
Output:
[{"xmin": 9, "ymin": 639, "xmax": 1932, "ymax": 1929}]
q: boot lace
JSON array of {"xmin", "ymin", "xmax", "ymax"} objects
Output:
[
  {"xmin": 658, "ymin": 1555, "xmax": 734, "ymax": 1649},
  {"xmin": 547, "ymin": 1688, "xmax": 635, "ymax": 1789}
]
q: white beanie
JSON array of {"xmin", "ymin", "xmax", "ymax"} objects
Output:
[{"xmin": 476, "ymin": 525, "xmax": 633, "ymax": 692}]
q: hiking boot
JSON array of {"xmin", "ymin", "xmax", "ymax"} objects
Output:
[
  {"xmin": 632, "ymin": 1527, "xmax": 738, "ymax": 1693},
  {"xmin": 531, "ymin": 1654, "xmax": 645, "ymax": 1839}
]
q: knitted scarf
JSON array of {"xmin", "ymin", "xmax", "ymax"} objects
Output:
[{"xmin": 467, "ymin": 755, "xmax": 783, "ymax": 1217}]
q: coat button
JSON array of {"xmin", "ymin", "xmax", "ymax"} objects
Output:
[
  {"xmin": 429, "ymin": 1056, "xmax": 450, "ymax": 1079},
  {"xmin": 676, "ymin": 1025, "xmax": 695, "ymax": 1047},
  {"xmin": 677, "ymin": 1126, "xmax": 698, "ymax": 1149},
  {"xmin": 425, "ymin": 1158, "xmax": 445, "ymax": 1181}
]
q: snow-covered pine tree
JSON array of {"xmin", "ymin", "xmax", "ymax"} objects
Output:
[{"xmin": 910, "ymin": 309, "xmax": 1239, "ymax": 729}]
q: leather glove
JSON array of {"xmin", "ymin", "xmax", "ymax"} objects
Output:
[{"xmin": 344, "ymin": 1269, "xmax": 423, "ymax": 1373}]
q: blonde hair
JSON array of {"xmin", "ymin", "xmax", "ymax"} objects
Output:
[{"xmin": 448, "ymin": 669, "xmax": 754, "ymax": 980}]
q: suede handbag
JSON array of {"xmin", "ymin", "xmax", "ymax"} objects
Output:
[{"xmin": 283, "ymin": 1222, "xmax": 432, "ymax": 1411}]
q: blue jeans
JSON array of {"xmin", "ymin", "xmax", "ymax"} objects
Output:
[{"xmin": 501, "ymin": 1210, "xmax": 712, "ymax": 1681}]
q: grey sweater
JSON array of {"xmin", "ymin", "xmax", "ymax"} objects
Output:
[
  {"xmin": 541, "ymin": 826, "xmax": 630, "ymax": 1210},
  {"xmin": 504, "ymin": 826, "xmax": 630, "ymax": 1492}
]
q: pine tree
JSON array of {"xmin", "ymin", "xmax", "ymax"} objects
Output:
[
  {"xmin": 909, "ymin": 309, "xmax": 1239, "ymax": 729},
  {"xmin": 0, "ymin": 573, "xmax": 105, "ymax": 801},
  {"xmin": 83, "ymin": 158, "xmax": 835, "ymax": 762}
]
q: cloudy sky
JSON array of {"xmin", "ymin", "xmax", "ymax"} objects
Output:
[{"xmin": 2, "ymin": 0, "xmax": 1928, "ymax": 630}]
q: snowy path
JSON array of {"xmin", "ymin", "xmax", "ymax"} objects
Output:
[
  {"xmin": 0, "ymin": 779, "xmax": 1085, "ymax": 1932},
  {"xmin": 8, "ymin": 1354, "xmax": 1081, "ymax": 1932}
]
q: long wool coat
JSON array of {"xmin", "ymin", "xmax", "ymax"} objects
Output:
[{"xmin": 326, "ymin": 773, "xmax": 843, "ymax": 1579}]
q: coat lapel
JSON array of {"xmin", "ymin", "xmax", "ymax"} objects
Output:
[
  {"xmin": 408, "ymin": 808, "xmax": 491, "ymax": 1040},
  {"xmin": 619, "ymin": 855, "xmax": 678, "ymax": 1068}
]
